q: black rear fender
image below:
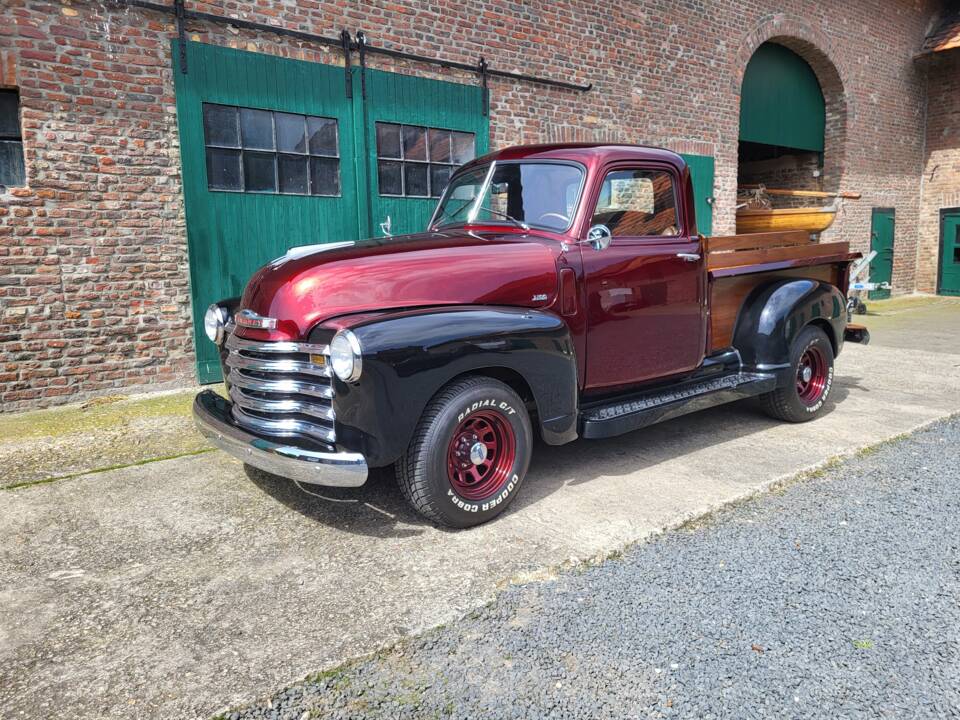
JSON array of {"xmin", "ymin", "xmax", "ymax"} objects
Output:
[
  {"xmin": 330, "ymin": 307, "xmax": 578, "ymax": 467},
  {"xmin": 733, "ymin": 279, "xmax": 846, "ymax": 381}
]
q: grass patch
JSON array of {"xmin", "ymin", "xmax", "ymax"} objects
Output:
[
  {"xmin": 0, "ymin": 385, "xmax": 225, "ymax": 442},
  {"xmin": 853, "ymin": 639, "xmax": 874, "ymax": 650},
  {"xmin": 2, "ymin": 448, "xmax": 215, "ymax": 491}
]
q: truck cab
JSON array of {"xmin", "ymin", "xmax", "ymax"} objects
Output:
[{"xmin": 194, "ymin": 144, "xmax": 866, "ymax": 528}]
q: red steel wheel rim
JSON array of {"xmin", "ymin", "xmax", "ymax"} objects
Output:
[
  {"xmin": 446, "ymin": 410, "xmax": 516, "ymax": 501},
  {"xmin": 796, "ymin": 345, "xmax": 829, "ymax": 406}
]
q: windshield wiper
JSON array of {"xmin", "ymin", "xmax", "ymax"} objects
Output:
[{"xmin": 469, "ymin": 206, "xmax": 530, "ymax": 232}]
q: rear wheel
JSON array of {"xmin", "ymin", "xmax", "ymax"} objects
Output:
[
  {"xmin": 759, "ymin": 325, "xmax": 834, "ymax": 423},
  {"xmin": 396, "ymin": 376, "xmax": 532, "ymax": 528}
]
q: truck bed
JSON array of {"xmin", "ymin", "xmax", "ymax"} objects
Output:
[{"xmin": 706, "ymin": 230, "xmax": 858, "ymax": 351}]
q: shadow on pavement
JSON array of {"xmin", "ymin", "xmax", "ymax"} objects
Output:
[{"xmin": 246, "ymin": 369, "xmax": 868, "ymax": 535}]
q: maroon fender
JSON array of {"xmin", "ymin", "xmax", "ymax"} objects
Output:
[{"xmin": 236, "ymin": 231, "xmax": 562, "ymax": 341}]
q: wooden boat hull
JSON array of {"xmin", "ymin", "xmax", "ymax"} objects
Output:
[{"xmin": 736, "ymin": 207, "xmax": 837, "ymax": 234}]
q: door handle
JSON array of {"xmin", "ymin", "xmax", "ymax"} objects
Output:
[{"xmin": 676, "ymin": 252, "xmax": 701, "ymax": 262}]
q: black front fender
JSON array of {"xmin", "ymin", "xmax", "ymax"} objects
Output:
[
  {"xmin": 329, "ymin": 306, "xmax": 578, "ymax": 467},
  {"xmin": 733, "ymin": 279, "xmax": 847, "ymax": 374}
]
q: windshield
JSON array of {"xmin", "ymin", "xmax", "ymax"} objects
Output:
[{"xmin": 432, "ymin": 161, "xmax": 584, "ymax": 232}]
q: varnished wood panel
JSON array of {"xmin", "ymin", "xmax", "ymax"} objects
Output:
[
  {"xmin": 706, "ymin": 230, "xmax": 810, "ymax": 254},
  {"xmin": 709, "ymin": 264, "xmax": 840, "ymax": 351},
  {"xmin": 708, "ymin": 241, "xmax": 849, "ymax": 271}
]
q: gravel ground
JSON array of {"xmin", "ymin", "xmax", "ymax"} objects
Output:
[{"xmin": 223, "ymin": 417, "xmax": 960, "ymax": 720}]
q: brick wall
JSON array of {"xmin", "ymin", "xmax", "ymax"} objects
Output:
[
  {"xmin": 0, "ymin": 0, "xmax": 945, "ymax": 411},
  {"xmin": 917, "ymin": 51, "xmax": 960, "ymax": 293}
]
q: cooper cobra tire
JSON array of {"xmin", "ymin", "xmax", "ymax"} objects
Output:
[
  {"xmin": 759, "ymin": 325, "xmax": 835, "ymax": 423},
  {"xmin": 396, "ymin": 376, "xmax": 532, "ymax": 528}
]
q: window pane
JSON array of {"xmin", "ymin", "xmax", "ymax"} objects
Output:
[
  {"xmin": 402, "ymin": 125, "xmax": 427, "ymax": 160},
  {"xmin": 451, "ymin": 132, "xmax": 475, "ymax": 164},
  {"xmin": 240, "ymin": 108, "xmax": 274, "ymax": 150},
  {"xmin": 378, "ymin": 160, "xmax": 402, "ymax": 195},
  {"xmin": 278, "ymin": 154, "xmax": 308, "ymax": 194},
  {"xmin": 429, "ymin": 164, "xmax": 452, "ymax": 198},
  {"xmin": 243, "ymin": 151, "xmax": 276, "ymax": 192},
  {"xmin": 0, "ymin": 91, "xmax": 21, "ymax": 139},
  {"xmin": 375, "ymin": 122, "xmax": 401, "ymax": 158},
  {"xmin": 205, "ymin": 147, "xmax": 241, "ymax": 191},
  {"xmin": 308, "ymin": 117, "xmax": 338, "ymax": 157},
  {"xmin": 202, "ymin": 104, "xmax": 238, "ymax": 148},
  {"xmin": 404, "ymin": 162, "xmax": 429, "ymax": 196},
  {"xmin": 0, "ymin": 140, "xmax": 25, "ymax": 186},
  {"xmin": 428, "ymin": 129, "xmax": 451, "ymax": 163},
  {"xmin": 275, "ymin": 112, "xmax": 306, "ymax": 154},
  {"xmin": 310, "ymin": 157, "xmax": 340, "ymax": 196},
  {"xmin": 592, "ymin": 169, "xmax": 678, "ymax": 237}
]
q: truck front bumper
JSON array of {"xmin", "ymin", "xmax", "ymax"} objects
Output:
[{"xmin": 192, "ymin": 390, "xmax": 368, "ymax": 487}]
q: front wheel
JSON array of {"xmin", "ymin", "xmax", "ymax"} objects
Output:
[
  {"xmin": 759, "ymin": 325, "xmax": 835, "ymax": 423},
  {"xmin": 396, "ymin": 376, "xmax": 532, "ymax": 528}
]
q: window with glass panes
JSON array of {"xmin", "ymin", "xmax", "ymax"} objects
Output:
[
  {"xmin": 202, "ymin": 103, "xmax": 340, "ymax": 196},
  {"xmin": 0, "ymin": 90, "xmax": 25, "ymax": 188},
  {"xmin": 376, "ymin": 123, "xmax": 475, "ymax": 198}
]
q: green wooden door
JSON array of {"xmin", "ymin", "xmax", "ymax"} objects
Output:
[
  {"xmin": 174, "ymin": 42, "xmax": 489, "ymax": 382},
  {"xmin": 939, "ymin": 210, "xmax": 960, "ymax": 296},
  {"xmin": 868, "ymin": 208, "xmax": 895, "ymax": 300},
  {"xmin": 174, "ymin": 41, "xmax": 361, "ymax": 382},
  {"xmin": 360, "ymin": 68, "xmax": 489, "ymax": 238},
  {"xmin": 679, "ymin": 153, "xmax": 714, "ymax": 235}
]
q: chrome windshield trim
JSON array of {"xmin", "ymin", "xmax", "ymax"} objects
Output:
[
  {"xmin": 226, "ymin": 333, "xmax": 329, "ymax": 356},
  {"xmin": 227, "ymin": 369, "xmax": 333, "ymax": 400},
  {"xmin": 225, "ymin": 353, "xmax": 332, "ymax": 378}
]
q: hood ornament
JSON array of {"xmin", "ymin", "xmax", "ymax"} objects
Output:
[{"xmin": 234, "ymin": 309, "xmax": 278, "ymax": 330}]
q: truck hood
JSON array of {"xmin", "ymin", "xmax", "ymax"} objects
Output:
[{"xmin": 237, "ymin": 231, "xmax": 561, "ymax": 340}]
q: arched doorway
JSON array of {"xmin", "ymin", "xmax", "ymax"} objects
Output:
[{"xmin": 737, "ymin": 42, "xmax": 826, "ymax": 213}]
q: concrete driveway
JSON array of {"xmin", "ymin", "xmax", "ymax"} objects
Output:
[{"xmin": 2, "ymin": 298, "xmax": 959, "ymax": 719}]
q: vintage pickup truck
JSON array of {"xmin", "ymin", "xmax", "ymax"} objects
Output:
[{"xmin": 194, "ymin": 144, "xmax": 869, "ymax": 527}]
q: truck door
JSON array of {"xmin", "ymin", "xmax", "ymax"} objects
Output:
[{"xmin": 581, "ymin": 164, "xmax": 706, "ymax": 390}]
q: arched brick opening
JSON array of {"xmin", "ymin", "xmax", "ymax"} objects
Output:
[{"xmin": 735, "ymin": 17, "xmax": 850, "ymax": 197}]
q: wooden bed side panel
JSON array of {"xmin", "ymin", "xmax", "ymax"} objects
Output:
[
  {"xmin": 709, "ymin": 264, "xmax": 841, "ymax": 351},
  {"xmin": 707, "ymin": 241, "xmax": 849, "ymax": 271},
  {"xmin": 706, "ymin": 230, "xmax": 811, "ymax": 254}
]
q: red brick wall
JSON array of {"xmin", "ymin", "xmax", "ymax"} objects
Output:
[
  {"xmin": 0, "ymin": 0, "xmax": 943, "ymax": 411},
  {"xmin": 918, "ymin": 51, "xmax": 960, "ymax": 293}
]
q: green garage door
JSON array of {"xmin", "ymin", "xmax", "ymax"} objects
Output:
[
  {"xmin": 173, "ymin": 41, "xmax": 488, "ymax": 382},
  {"xmin": 679, "ymin": 153, "xmax": 714, "ymax": 235}
]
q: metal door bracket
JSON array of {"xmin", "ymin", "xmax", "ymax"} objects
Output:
[
  {"xmin": 175, "ymin": 0, "xmax": 187, "ymax": 73},
  {"xmin": 477, "ymin": 56, "xmax": 489, "ymax": 116},
  {"xmin": 356, "ymin": 31, "xmax": 368, "ymax": 100},
  {"xmin": 340, "ymin": 29, "xmax": 353, "ymax": 98}
]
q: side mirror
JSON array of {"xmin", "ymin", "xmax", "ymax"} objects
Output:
[{"xmin": 584, "ymin": 224, "xmax": 612, "ymax": 251}]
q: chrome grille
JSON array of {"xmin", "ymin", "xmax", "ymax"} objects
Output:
[{"xmin": 224, "ymin": 332, "xmax": 335, "ymax": 444}]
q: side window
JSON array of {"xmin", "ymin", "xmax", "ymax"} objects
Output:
[
  {"xmin": 591, "ymin": 168, "xmax": 679, "ymax": 237},
  {"xmin": 375, "ymin": 122, "xmax": 475, "ymax": 198},
  {"xmin": 0, "ymin": 90, "xmax": 25, "ymax": 188},
  {"xmin": 201, "ymin": 103, "xmax": 340, "ymax": 196}
]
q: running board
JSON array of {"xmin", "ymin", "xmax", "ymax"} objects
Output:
[{"xmin": 579, "ymin": 372, "xmax": 777, "ymax": 439}]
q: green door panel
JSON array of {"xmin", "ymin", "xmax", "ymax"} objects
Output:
[
  {"xmin": 361, "ymin": 67, "xmax": 489, "ymax": 238},
  {"xmin": 940, "ymin": 210, "xmax": 960, "ymax": 296},
  {"xmin": 173, "ymin": 42, "xmax": 489, "ymax": 382},
  {"xmin": 868, "ymin": 208, "xmax": 895, "ymax": 300},
  {"xmin": 174, "ymin": 41, "xmax": 361, "ymax": 382},
  {"xmin": 679, "ymin": 153, "xmax": 714, "ymax": 236},
  {"xmin": 740, "ymin": 43, "xmax": 825, "ymax": 152}
]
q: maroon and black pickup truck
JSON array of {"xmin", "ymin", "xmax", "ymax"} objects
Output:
[{"xmin": 194, "ymin": 143, "xmax": 868, "ymax": 527}]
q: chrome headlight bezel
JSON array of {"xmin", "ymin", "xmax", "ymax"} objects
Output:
[
  {"xmin": 204, "ymin": 304, "xmax": 229, "ymax": 345},
  {"xmin": 330, "ymin": 329, "xmax": 363, "ymax": 383}
]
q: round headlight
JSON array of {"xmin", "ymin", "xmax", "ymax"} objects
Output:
[
  {"xmin": 330, "ymin": 329, "xmax": 362, "ymax": 383},
  {"xmin": 204, "ymin": 304, "xmax": 228, "ymax": 345}
]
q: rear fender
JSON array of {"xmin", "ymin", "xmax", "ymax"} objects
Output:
[
  {"xmin": 733, "ymin": 279, "xmax": 846, "ymax": 379},
  {"xmin": 327, "ymin": 306, "xmax": 578, "ymax": 467}
]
